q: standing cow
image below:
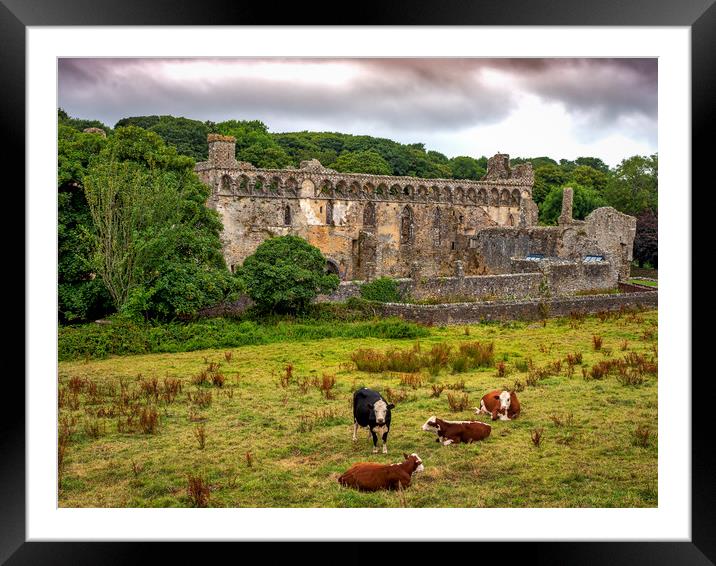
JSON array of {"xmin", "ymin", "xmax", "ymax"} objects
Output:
[
  {"xmin": 475, "ymin": 389, "xmax": 521, "ymax": 420},
  {"xmin": 352, "ymin": 387, "xmax": 394, "ymax": 454}
]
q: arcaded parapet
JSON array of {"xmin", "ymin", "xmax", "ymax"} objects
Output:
[{"xmin": 583, "ymin": 207, "xmax": 637, "ymax": 281}]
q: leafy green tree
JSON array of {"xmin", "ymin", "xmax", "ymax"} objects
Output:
[
  {"xmin": 571, "ymin": 165, "xmax": 609, "ymax": 193},
  {"xmin": 449, "ymin": 156, "xmax": 486, "ymax": 180},
  {"xmin": 332, "ymin": 149, "xmax": 392, "ymax": 175},
  {"xmin": 511, "ymin": 156, "xmax": 558, "ymax": 169},
  {"xmin": 238, "ymin": 236, "xmax": 339, "ymax": 314},
  {"xmin": 539, "ymin": 184, "xmax": 607, "ymax": 225},
  {"xmin": 58, "ymin": 108, "xmax": 110, "ymax": 133},
  {"xmin": 58, "ymin": 122, "xmax": 114, "ymax": 322},
  {"xmin": 603, "ymin": 154, "xmax": 658, "ymax": 215},
  {"xmin": 532, "ymin": 163, "xmax": 569, "ymax": 205},
  {"xmin": 216, "ymin": 119, "xmax": 293, "ymax": 168},
  {"xmin": 575, "ymin": 156, "xmax": 610, "ymax": 173},
  {"xmin": 81, "ymin": 126, "xmax": 238, "ymax": 320}
]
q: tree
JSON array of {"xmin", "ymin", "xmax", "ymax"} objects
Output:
[
  {"xmin": 449, "ymin": 156, "xmax": 486, "ymax": 180},
  {"xmin": 238, "ymin": 236, "xmax": 339, "ymax": 313},
  {"xmin": 215, "ymin": 119, "xmax": 293, "ymax": 168},
  {"xmin": 532, "ymin": 163, "xmax": 569, "ymax": 205},
  {"xmin": 570, "ymin": 165, "xmax": 609, "ymax": 193},
  {"xmin": 81, "ymin": 126, "xmax": 239, "ymax": 320},
  {"xmin": 633, "ymin": 210, "xmax": 658, "ymax": 268},
  {"xmin": 575, "ymin": 156, "xmax": 610, "ymax": 173},
  {"xmin": 58, "ymin": 122, "xmax": 115, "ymax": 322},
  {"xmin": 603, "ymin": 154, "xmax": 658, "ymax": 215},
  {"xmin": 538, "ymin": 184, "xmax": 607, "ymax": 225},
  {"xmin": 332, "ymin": 149, "xmax": 392, "ymax": 175}
]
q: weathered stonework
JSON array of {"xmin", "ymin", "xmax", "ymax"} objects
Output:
[{"xmin": 195, "ymin": 135, "xmax": 635, "ymax": 294}]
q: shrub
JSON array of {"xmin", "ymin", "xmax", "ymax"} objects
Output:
[
  {"xmin": 238, "ymin": 235, "xmax": 339, "ymax": 314},
  {"xmin": 359, "ymin": 277, "xmax": 403, "ymax": 303},
  {"xmin": 430, "ymin": 384, "xmax": 445, "ymax": 398}
]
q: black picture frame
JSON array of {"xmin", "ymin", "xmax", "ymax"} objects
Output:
[{"xmin": 6, "ymin": 0, "xmax": 708, "ymax": 563}]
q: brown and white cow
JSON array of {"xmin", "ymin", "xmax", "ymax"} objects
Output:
[
  {"xmin": 475, "ymin": 389, "xmax": 521, "ymax": 420},
  {"xmin": 421, "ymin": 416, "xmax": 491, "ymax": 445},
  {"xmin": 337, "ymin": 453, "xmax": 424, "ymax": 491}
]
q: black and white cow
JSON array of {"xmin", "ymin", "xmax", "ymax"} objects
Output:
[{"xmin": 352, "ymin": 388, "xmax": 394, "ymax": 454}]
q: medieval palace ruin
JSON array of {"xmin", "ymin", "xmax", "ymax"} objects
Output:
[{"xmin": 195, "ymin": 134, "xmax": 636, "ymax": 300}]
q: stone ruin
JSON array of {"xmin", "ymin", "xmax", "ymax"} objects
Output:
[{"xmin": 195, "ymin": 134, "xmax": 636, "ymax": 299}]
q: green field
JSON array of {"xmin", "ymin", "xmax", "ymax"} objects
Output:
[
  {"xmin": 628, "ymin": 278, "xmax": 658, "ymax": 288},
  {"xmin": 58, "ymin": 309, "xmax": 658, "ymax": 508}
]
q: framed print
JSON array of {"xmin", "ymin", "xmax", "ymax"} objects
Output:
[{"xmin": 7, "ymin": 0, "xmax": 710, "ymax": 563}]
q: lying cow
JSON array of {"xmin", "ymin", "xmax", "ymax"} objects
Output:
[
  {"xmin": 352, "ymin": 387, "xmax": 394, "ymax": 454},
  {"xmin": 475, "ymin": 389, "xmax": 521, "ymax": 420},
  {"xmin": 421, "ymin": 416, "xmax": 491, "ymax": 445},
  {"xmin": 338, "ymin": 453, "xmax": 424, "ymax": 491}
]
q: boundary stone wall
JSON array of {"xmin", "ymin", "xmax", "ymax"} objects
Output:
[{"xmin": 376, "ymin": 290, "xmax": 657, "ymax": 324}]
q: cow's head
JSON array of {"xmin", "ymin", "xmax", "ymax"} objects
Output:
[
  {"xmin": 421, "ymin": 416, "xmax": 439, "ymax": 432},
  {"xmin": 368, "ymin": 399, "xmax": 394, "ymax": 425},
  {"xmin": 404, "ymin": 452, "xmax": 425, "ymax": 474},
  {"xmin": 496, "ymin": 390, "xmax": 511, "ymax": 411}
]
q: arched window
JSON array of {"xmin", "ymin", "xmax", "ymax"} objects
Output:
[
  {"xmin": 363, "ymin": 201, "xmax": 376, "ymax": 226},
  {"xmin": 433, "ymin": 207, "xmax": 441, "ymax": 247},
  {"xmin": 221, "ymin": 174, "xmax": 232, "ymax": 193},
  {"xmin": 400, "ymin": 205, "xmax": 414, "ymax": 244},
  {"xmin": 283, "ymin": 205, "xmax": 292, "ymax": 226},
  {"xmin": 326, "ymin": 259, "xmax": 340, "ymax": 279}
]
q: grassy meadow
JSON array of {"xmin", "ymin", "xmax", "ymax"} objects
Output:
[{"xmin": 58, "ymin": 309, "xmax": 658, "ymax": 508}]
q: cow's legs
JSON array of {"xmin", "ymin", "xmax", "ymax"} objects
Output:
[
  {"xmin": 371, "ymin": 430, "xmax": 379, "ymax": 453},
  {"xmin": 352, "ymin": 420, "xmax": 358, "ymax": 441},
  {"xmin": 381, "ymin": 431, "xmax": 389, "ymax": 454}
]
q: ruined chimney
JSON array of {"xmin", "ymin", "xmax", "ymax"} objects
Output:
[
  {"xmin": 207, "ymin": 134, "xmax": 237, "ymax": 168},
  {"xmin": 558, "ymin": 187, "xmax": 574, "ymax": 225}
]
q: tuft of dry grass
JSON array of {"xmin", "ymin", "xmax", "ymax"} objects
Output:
[
  {"xmin": 592, "ymin": 335, "xmax": 603, "ymax": 351},
  {"xmin": 531, "ymin": 427, "xmax": 544, "ymax": 447},
  {"xmin": 318, "ymin": 373, "xmax": 338, "ymax": 399},
  {"xmin": 447, "ymin": 392, "xmax": 469, "ymax": 412},
  {"xmin": 193, "ymin": 424, "xmax": 206, "ymax": 450},
  {"xmin": 139, "ymin": 406, "xmax": 160, "ymax": 434},
  {"xmin": 430, "ymin": 384, "xmax": 445, "ymax": 398},
  {"xmin": 633, "ymin": 425, "xmax": 651, "ymax": 448},
  {"xmin": 187, "ymin": 474, "xmax": 210, "ymax": 507},
  {"xmin": 385, "ymin": 387, "xmax": 409, "ymax": 405}
]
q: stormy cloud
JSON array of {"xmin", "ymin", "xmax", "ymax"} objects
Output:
[{"xmin": 58, "ymin": 58, "xmax": 657, "ymax": 166}]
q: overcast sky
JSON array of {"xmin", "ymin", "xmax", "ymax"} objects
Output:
[{"xmin": 58, "ymin": 58, "xmax": 657, "ymax": 167}]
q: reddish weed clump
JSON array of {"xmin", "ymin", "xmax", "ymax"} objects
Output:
[
  {"xmin": 187, "ymin": 474, "xmax": 210, "ymax": 507},
  {"xmin": 447, "ymin": 392, "xmax": 469, "ymax": 412}
]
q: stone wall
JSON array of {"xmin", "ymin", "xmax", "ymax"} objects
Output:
[
  {"xmin": 317, "ymin": 272, "xmax": 545, "ymax": 303},
  {"xmin": 377, "ymin": 289, "xmax": 657, "ymax": 324}
]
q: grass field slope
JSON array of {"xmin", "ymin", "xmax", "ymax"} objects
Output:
[{"xmin": 58, "ymin": 309, "xmax": 658, "ymax": 508}]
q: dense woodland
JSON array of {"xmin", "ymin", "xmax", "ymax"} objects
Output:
[{"xmin": 58, "ymin": 110, "xmax": 658, "ymax": 324}]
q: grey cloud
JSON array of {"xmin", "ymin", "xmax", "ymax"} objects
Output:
[{"xmin": 58, "ymin": 57, "xmax": 657, "ymax": 159}]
